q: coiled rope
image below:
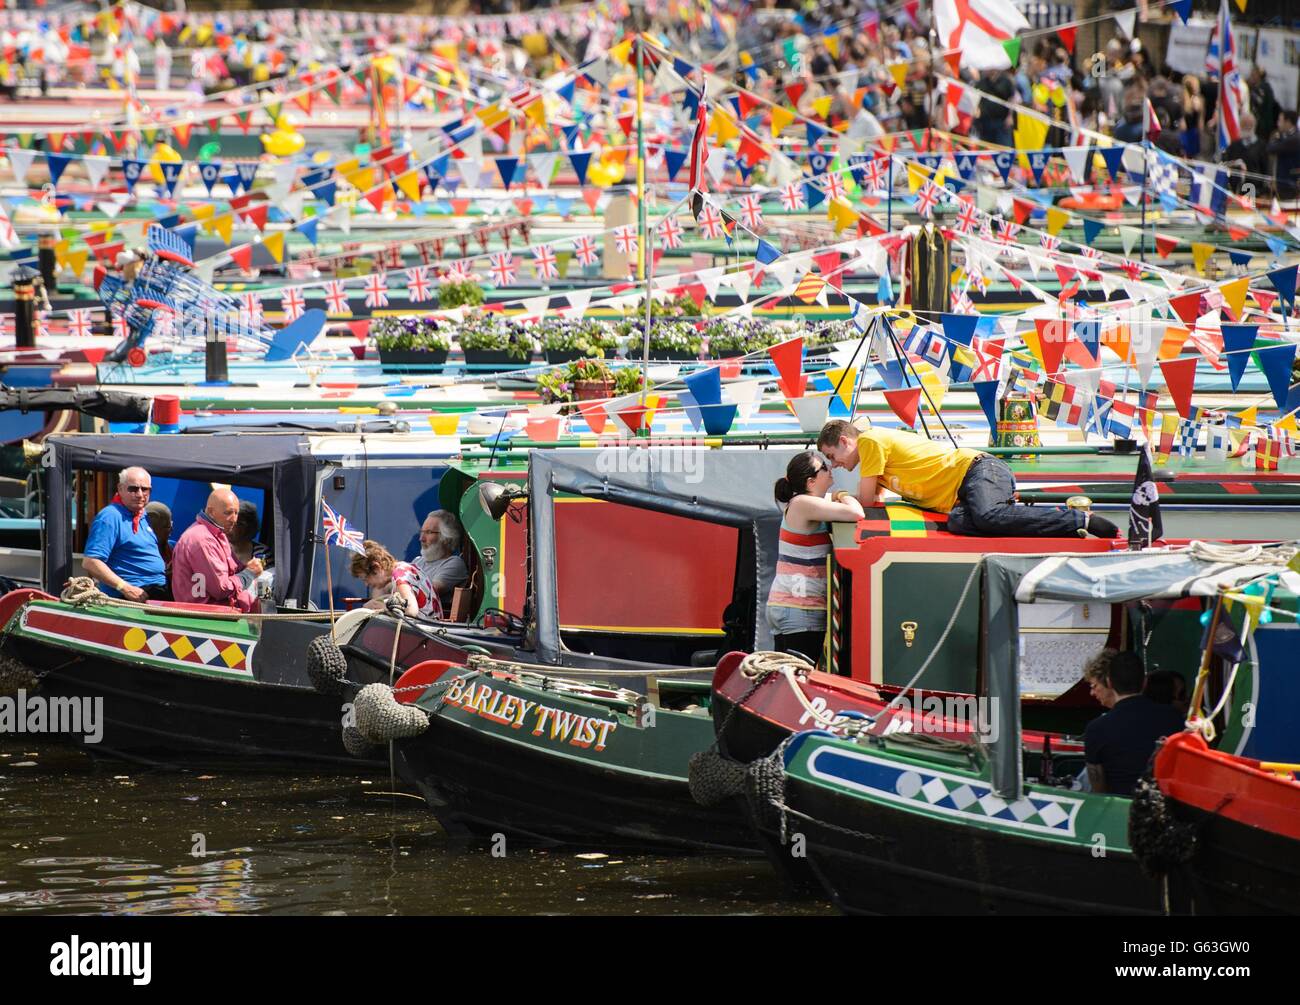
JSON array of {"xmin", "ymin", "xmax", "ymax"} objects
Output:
[{"xmin": 59, "ymin": 576, "xmax": 335, "ymax": 621}]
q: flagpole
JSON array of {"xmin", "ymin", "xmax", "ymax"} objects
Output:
[
  {"xmin": 1140, "ymin": 100, "xmax": 1150, "ymax": 263},
  {"xmin": 322, "ymin": 538, "xmax": 337, "ymax": 640},
  {"xmin": 636, "ymin": 36, "xmax": 647, "ymax": 284}
]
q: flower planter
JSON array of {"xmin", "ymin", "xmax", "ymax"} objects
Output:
[
  {"xmin": 377, "ymin": 348, "xmax": 449, "ymax": 369},
  {"xmin": 647, "ymin": 350, "xmax": 700, "ymax": 361},
  {"xmin": 712, "ymin": 349, "xmax": 746, "ymax": 358},
  {"xmin": 574, "ymin": 379, "xmax": 614, "ymax": 402},
  {"xmin": 545, "ymin": 349, "xmax": 590, "ymax": 365},
  {"xmin": 463, "ymin": 348, "xmax": 534, "ymax": 370}
]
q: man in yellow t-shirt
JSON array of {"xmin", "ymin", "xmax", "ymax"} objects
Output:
[{"xmin": 817, "ymin": 418, "xmax": 1118, "ymax": 538}]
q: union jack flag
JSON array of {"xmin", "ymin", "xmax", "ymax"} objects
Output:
[
  {"xmin": 822, "ymin": 173, "xmax": 846, "ymax": 201},
  {"xmin": 363, "ymin": 273, "xmax": 389, "ymax": 308},
  {"xmin": 697, "ymin": 203, "xmax": 725, "ymax": 239},
  {"xmin": 405, "ymin": 266, "xmax": 432, "ymax": 302},
  {"xmin": 737, "ymin": 193, "xmax": 764, "ymax": 230},
  {"xmin": 863, "ymin": 156, "xmax": 888, "ymax": 192},
  {"xmin": 67, "ymin": 308, "xmax": 94, "ymax": 339},
  {"xmin": 955, "ymin": 198, "xmax": 980, "ymax": 234},
  {"xmin": 324, "ymin": 280, "xmax": 351, "ymax": 315},
  {"xmin": 996, "ymin": 220, "xmax": 1021, "ymax": 244},
  {"xmin": 240, "ymin": 291, "xmax": 263, "ymax": 326},
  {"xmin": 779, "ymin": 182, "xmax": 805, "ymax": 211},
  {"xmin": 914, "ymin": 180, "xmax": 942, "ymax": 219},
  {"xmin": 573, "ymin": 234, "xmax": 599, "ymax": 266},
  {"xmin": 321, "ymin": 501, "xmax": 366, "ymax": 555},
  {"xmin": 1040, "ymin": 234, "xmax": 1060, "ymax": 252},
  {"xmin": 281, "ymin": 287, "xmax": 306, "ymax": 321},
  {"xmin": 488, "ymin": 251, "xmax": 517, "ymax": 286},
  {"xmin": 657, "ymin": 216, "xmax": 683, "ymax": 250},
  {"xmin": 532, "ymin": 243, "xmax": 559, "ymax": 280},
  {"xmin": 613, "ymin": 225, "xmax": 638, "ymax": 256}
]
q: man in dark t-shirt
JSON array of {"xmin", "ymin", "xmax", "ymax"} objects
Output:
[{"xmin": 1084, "ymin": 652, "xmax": 1184, "ymax": 796}]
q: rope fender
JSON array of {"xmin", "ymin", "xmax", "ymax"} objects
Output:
[
  {"xmin": 306, "ymin": 635, "xmax": 348, "ymax": 694},
  {"xmin": 1128, "ymin": 775, "xmax": 1198, "ymax": 879},
  {"xmin": 353, "ymin": 682, "xmax": 430, "ymax": 743},
  {"xmin": 0, "ymin": 653, "xmax": 40, "ymax": 696}
]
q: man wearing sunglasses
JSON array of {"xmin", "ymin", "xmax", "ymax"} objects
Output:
[{"xmin": 82, "ymin": 467, "xmax": 171, "ymax": 602}]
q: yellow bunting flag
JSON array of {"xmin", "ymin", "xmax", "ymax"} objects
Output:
[
  {"xmin": 1277, "ymin": 412, "xmax": 1298, "ymax": 435},
  {"xmin": 828, "ymin": 197, "xmax": 858, "ymax": 233},
  {"xmin": 1237, "ymin": 404, "xmax": 1258, "ymax": 428},
  {"xmin": 811, "ymin": 96, "xmax": 832, "ymax": 119},
  {"xmin": 825, "ymin": 367, "xmax": 857, "ymax": 411},
  {"xmin": 394, "ymin": 170, "xmax": 422, "ymax": 201},
  {"xmin": 906, "ymin": 160, "xmax": 929, "ymax": 193},
  {"xmin": 825, "ymin": 35, "xmax": 840, "ymax": 61},
  {"xmin": 1157, "ymin": 412, "xmax": 1179, "ymax": 464},
  {"xmin": 770, "ymin": 105, "xmax": 795, "ymax": 138},
  {"xmin": 345, "ymin": 166, "xmax": 376, "ymax": 191},
  {"xmin": 214, "ymin": 214, "xmax": 234, "ymax": 245},
  {"xmin": 608, "ymin": 38, "xmax": 633, "ymax": 66},
  {"xmin": 1191, "ymin": 242, "xmax": 1215, "ymax": 275},
  {"xmin": 524, "ymin": 97, "xmax": 547, "ymax": 130},
  {"xmin": 1220, "ymin": 276, "xmax": 1250, "ymax": 317},
  {"xmin": 794, "ymin": 272, "xmax": 825, "ymax": 304},
  {"xmin": 711, "ymin": 110, "xmax": 740, "ymax": 143},
  {"xmin": 916, "ymin": 362, "xmax": 947, "ymax": 414},
  {"xmin": 1045, "ymin": 207, "xmax": 1069, "ymax": 236},
  {"xmin": 1014, "ymin": 113, "xmax": 1049, "ymax": 168},
  {"xmin": 62, "ymin": 249, "xmax": 88, "ymax": 278},
  {"xmin": 887, "ymin": 62, "xmax": 908, "ymax": 90},
  {"xmin": 262, "ymin": 231, "xmax": 285, "ymax": 263}
]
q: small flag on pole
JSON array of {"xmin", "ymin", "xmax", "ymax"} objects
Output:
[
  {"xmin": 687, "ymin": 87, "xmax": 709, "ymax": 220},
  {"xmin": 1127, "ymin": 446, "xmax": 1164, "ymax": 550},
  {"xmin": 321, "ymin": 501, "xmax": 365, "ymax": 554}
]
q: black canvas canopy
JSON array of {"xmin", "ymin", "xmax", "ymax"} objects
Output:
[
  {"xmin": 527, "ymin": 447, "xmax": 802, "ymax": 665},
  {"xmin": 43, "ymin": 432, "xmax": 316, "ymax": 606},
  {"xmin": 0, "ymin": 387, "xmax": 152, "ymax": 423}
]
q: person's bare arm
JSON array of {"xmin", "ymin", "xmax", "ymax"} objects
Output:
[
  {"xmin": 82, "ymin": 557, "xmax": 147, "ymax": 602},
  {"xmin": 1086, "ymin": 763, "xmax": 1108, "ymax": 794},
  {"xmin": 395, "ymin": 581, "xmax": 420, "ymax": 618},
  {"xmin": 857, "ymin": 474, "xmax": 883, "ymax": 508},
  {"xmin": 790, "ymin": 493, "xmax": 865, "ymax": 524}
]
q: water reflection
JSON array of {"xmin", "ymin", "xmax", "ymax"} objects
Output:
[{"xmin": 0, "ymin": 743, "xmax": 831, "ymax": 916}]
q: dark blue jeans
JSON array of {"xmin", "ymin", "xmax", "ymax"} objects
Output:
[{"xmin": 946, "ymin": 456, "xmax": 1084, "ymax": 537}]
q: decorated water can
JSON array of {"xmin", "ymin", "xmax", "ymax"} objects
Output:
[{"xmin": 993, "ymin": 391, "xmax": 1041, "ymax": 449}]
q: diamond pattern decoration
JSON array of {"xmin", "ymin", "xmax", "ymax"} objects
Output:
[{"xmin": 119, "ymin": 625, "xmax": 250, "ymax": 673}]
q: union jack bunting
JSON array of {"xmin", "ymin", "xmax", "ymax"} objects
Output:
[
  {"xmin": 822, "ymin": 173, "xmax": 846, "ymax": 201},
  {"xmin": 363, "ymin": 273, "xmax": 389, "ymax": 308},
  {"xmin": 321, "ymin": 501, "xmax": 365, "ymax": 555},
  {"xmin": 532, "ymin": 244, "xmax": 559, "ymax": 280},
  {"xmin": 488, "ymin": 251, "xmax": 517, "ymax": 286},
  {"xmin": 281, "ymin": 287, "xmax": 305, "ymax": 321},
  {"xmin": 954, "ymin": 199, "xmax": 980, "ymax": 234},
  {"xmin": 914, "ymin": 180, "xmax": 942, "ymax": 219},
  {"xmin": 405, "ymin": 266, "xmax": 432, "ymax": 302},
  {"xmin": 67, "ymin": 308, "xmax": 94, "ymax": 339},
  {"xmin": 613, "ymin": 225, "xmax": 638, "ymax": 256},
  {"xmin": 573, "ymin": 234, "xmax": 599, "ymax": 266},
  {"xmin": 697, "ymin": 203, "xmax": 725, "ymax": 239},
  {"xmin": 996, "ymin": 220, "xmax": 1021, "ymax": 244},
  {"xmin": 324, "ymin": 280, "xmax": 351, "ymax": 315},
  {"xmin": 239, "ymin": 291, "xmax": 263, "ymax": 326},
  {"xmin": 1040, "ymin": 234, "xmax": 1060, "ymax": 252},
  {"xmin": 657, "ymin": 216, "xmax": 684, "ymax": 250},
  {"xmin": 737, "ymin": 193, "xmax": 764, "ymax": 230},
  {"xmin": 779, "ymin": 182, "xmax": 805, "ymax": 210},
  {"xmin": 862, "ymin": 156, "xmax": 888, "ymax": 191}
]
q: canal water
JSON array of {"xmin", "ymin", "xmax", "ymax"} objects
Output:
[{"xmin": 0, "ymin": 743, "xmax": 833, "ymax": 916}]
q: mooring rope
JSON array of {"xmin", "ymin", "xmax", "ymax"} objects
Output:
[{"xmin": 59, "ymin": 576, "xmax": 335, "ymax": 621}]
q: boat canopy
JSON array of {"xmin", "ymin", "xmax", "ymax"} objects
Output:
[
  {"xmin": 527, "ymin": 447, "xmax": 801, "ymax": 664},
  {"xmin": 980, "ymin": 545, "xmax": 1300, "ymax": 799},
  {"xmin": 1013, "ymin": 546, "xmax": 1300, "ymax": 605},
  {"xmin": 0, "ymin": 387, "xmax": 152, "ymax": 423},
  {"xmin": 43, "ymin": 432, "xmax": 316, "ymax": 606}
]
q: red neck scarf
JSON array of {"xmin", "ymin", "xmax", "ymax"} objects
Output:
[{"xmin": 112, "ymin": 494, "xmax": 144, "ymax": 533}]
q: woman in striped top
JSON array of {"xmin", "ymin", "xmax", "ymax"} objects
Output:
[{"xmin": 766, "ymin": 450, "xmax": 865, "ymax": 666}]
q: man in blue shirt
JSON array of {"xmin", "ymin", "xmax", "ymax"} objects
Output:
[
  {"xmin": 82, "ymin": 467, "xmax": 170, "ymax": 601},
  {"xmin": 1084, "ymin": 652, "xmax": 1184, "ymax": 796}
]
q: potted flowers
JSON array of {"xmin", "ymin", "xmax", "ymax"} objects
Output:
[
  {"xmin": 647, "ymin": 320, "xmax": 704, "ymax": 360},
  {"xmin": 458, "ymin": 313, "xmax": 535, "ymax": 370},
  {"xmin": 435, "ymin": 273, "xmax": 486, "ymax": 310},
  {"xmin": 703, "ymin": 319, "xmax": 751, "ymax": 358},
  {"xmin": 535, "ymin": 359, "xmax": 644, "ymax": 408},
  {"xmin": 373, "ymin": 316, "xmax": 451, "ymax": 369},
  {"xmin": 539, "ymin": 319, "xmax": 619, "ymax": 364}
]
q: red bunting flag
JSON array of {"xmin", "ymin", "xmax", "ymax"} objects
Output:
[
  {"xmin": 1169, "ymin": 291, "xmax": 1202, "ymax": 326},
  {"xmin": 884, "ymin": 386, "xmax": 923, "ymax": 427},
  {"xmin": 1158, "ymin": 356, "xmax": 1199, "ymax": 419},
  {"xmin": 1155, "ymin": 234, "xmax": 1178, "ymax": 258}
]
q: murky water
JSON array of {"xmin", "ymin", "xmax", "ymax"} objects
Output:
[{"xmin": 0, "ymin": 743, "xmax": 832, "ymax": 916}]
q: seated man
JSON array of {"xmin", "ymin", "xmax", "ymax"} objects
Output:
[
  {"xmin": 82, "ymin": 467, "xmax": 171, "ymax": 601},
  {"xmin": 1083, "ymin": 651, "xmax": 1185, "ymax": 796},
  {"xmin": 412, "ymin": 509, "xmax": 469, "ymax": 611},
  {"xmin": 171, "ymin": 488, "xmax": 263, "ymax": 612},
  {"xmin": 817, "ymin": 418, "xmax": 1118, "ymax": 538}
]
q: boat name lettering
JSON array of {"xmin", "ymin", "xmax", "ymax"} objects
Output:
[{"xmin": 442, "ymin": 678, "xmax": 618, "ymax": 752}]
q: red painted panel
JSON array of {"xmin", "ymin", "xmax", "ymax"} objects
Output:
[{"xmin": 498, "ymin": 500, "xmax": 736, "ymax": 631}]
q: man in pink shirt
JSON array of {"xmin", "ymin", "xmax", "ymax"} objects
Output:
[{"xmin": 172, "ymin": 489, "xmax": 263, "ymax": 612}]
